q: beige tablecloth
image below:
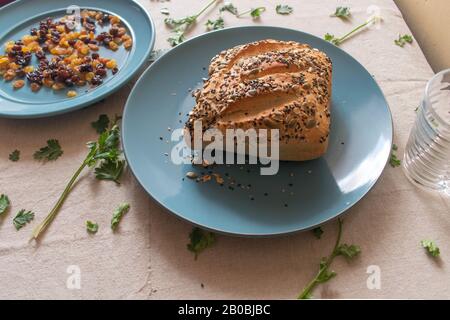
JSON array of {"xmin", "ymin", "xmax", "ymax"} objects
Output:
[{"xmin": 1, "ymin": 0, "xmax": 449, "ymax": 299}]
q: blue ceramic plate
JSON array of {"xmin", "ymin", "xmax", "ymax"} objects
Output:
[
  {"xmin": 0, "ymin": 0, "xmax": 154, "ymax": 118},
  {"xmin": 123, "ymin": 26, "xmax": 393, "ymax": 236}
]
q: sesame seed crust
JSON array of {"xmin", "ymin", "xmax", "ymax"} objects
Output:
[{"xmin": 185, "ymin": 39, "xmax": 332, "ymax": 161}]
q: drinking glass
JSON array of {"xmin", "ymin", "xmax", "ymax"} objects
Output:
[{"xmin": 403, "ymin": 68, "xmax": 450, "ymax": 194}]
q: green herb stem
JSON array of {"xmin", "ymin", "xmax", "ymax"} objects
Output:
[
  {"xmin": 335, "ymin": 16, "xmax": 377, "ymax": 45},
  {"xmin": 236, "ymin": 7, "xmax": 266, "ymax": 18},
  {"xmin": 195, "ymin": 0, "xmax": 219, "ymax": 19},
  {"xmin": 298, "ymin": 219, "xmax": 343, "ymax": 299},
  {"xmin": 31, "ymin": 159, "xmax": 89, "ymax": 241}
]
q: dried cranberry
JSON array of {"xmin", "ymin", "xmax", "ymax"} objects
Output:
[
  {"xmin": 30, "ymin": 28, "xmax": 38, "ymax": 36},
  {"xmin": 91, "ymin": 75, "xmax": 103, "ymax": 86},
  {"xmin": 64, "ymin": 79, "xmax": 74, "ymax": 87},
  {"xmin": 91, "ymin": 53, "xmax": 99, "ymax": 59},
  {"xmin": 35, "ymin": 51, "xmax": 46, "ymax": 60},
  {"xmin": 79, "ymin": 64, "xmax": 93, "ymax": 72},
  {"xmin": 82, "ymin": 37, "xmax": 90, "ymax": 44},
  {"xmin": 68, "ymin": 39, "xmax": 77, "ymax": 46},
  {"xmin": 109, "ymin": 27, "xmax": 119, "ymax": 36},
  {"xmin": 16, "ymin": 69, "xmax": 26, "ymax": 78},
  {"xmin": 95, "ymin": 68, "xmax": 107, "ymax": 77},
  {"xmin": 85, "ymin": 22, "xmax": 96, "ymax": 32}
]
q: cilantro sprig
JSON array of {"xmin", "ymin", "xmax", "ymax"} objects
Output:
[
  {"xmin": 390, "ymin": 144, "xmax": 401, "ymax": 167},
  {"xmin": 312, "ymin": 227, "xmax": 323, "ymax": 239},
  {"xmin": 276, "ymin": 5, "xmax": 293, "ymax": 15},
  {"xmin": 13, "ymin": 210, "xmax": 35, "ymax": 230},
  {"xmin": 111, "ymin": 203, "xmax": 130, "ymax": 231},
  {"xmin": 9, "ymin": 150, "xmax": 20, "ymax": 162},
  {"xmin": 86, "ymin": 220, "xmax": 99, "ymax": 234},
  {"xmin": 421, "ymin": 240, "xmax": 440, "ymax": 257},
  {"xmin": 331, "ymin": 7, "xmax": 351, "ymax": 19},
  {"xmin": 298, "ymin": 219, "xmax": 360, "ymax": 299},
  {"xmin": 395, "ymin": 34, "xmax": 413, "ymax": 47},
  {"xmin": 206, "ymin": 17, "xmax": 225, "ymax": 31},
  {"xmin": 165, "ymin": 0, "xmax": 220, "ymax": 46},
  {"xmin": 220, "ymin": 2, "xmax": 238, "ymax": 15},
  {"xmin": 34, "ymin": 139, "xmax": 63, "ymax": 162},
  {"xmin": 324, "ymin": 15, "xmax": 382, "ymax": 46},
  {"xmin": 31, "ymin": 120, "xmax": 125, "ymax": 240},
  {"xmin": 187, "ymin": 227, "xmax": 216, "ymax": 260},
  {"xmin": 0, "ymin": 194, "xmax": 10, "ymax": 216},
  {"xmin": 91, "ymin": 114, "xmax": 110, "ymax": 134}
]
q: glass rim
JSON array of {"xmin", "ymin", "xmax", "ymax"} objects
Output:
[{"xmin": 424, "ymin": 68, "xmax": 450, "ymax": 131}]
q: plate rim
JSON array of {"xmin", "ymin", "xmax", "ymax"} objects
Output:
[
  {"xmin": 0, "ymin": 0, "xmax": 155, "ymax": 119},
  {"xmin": 122, "ymin": 25, "xmax": 394, "ymax": 237}
]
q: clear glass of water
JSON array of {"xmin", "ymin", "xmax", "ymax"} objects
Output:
[{"xmin": 403, "ymin": 69, "xmax": 450, "ymax": 194}]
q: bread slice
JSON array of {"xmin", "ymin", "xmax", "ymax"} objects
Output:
[{"xmin": 185, "ymin": 39, "xmax": 332, "ymax": 161}]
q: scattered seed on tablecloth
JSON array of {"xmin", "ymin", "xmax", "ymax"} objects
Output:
[{"xmin": 186, "ymin": 172, "xmax": 198, "ymax": 179}]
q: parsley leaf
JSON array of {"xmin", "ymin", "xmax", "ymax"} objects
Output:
[
  {"xmin": 312, "ymin": 227, "xmax": 324, "ymax": 239},
  {"xmin": 336, "ymin": 244, "xmax": 361, "ymax": 259},
  {"xmin": 32, "ymin": 122, "xmax": 126, "ymax": 240},
  {"xmin": 33, "ymin": 139, "xmax": 63, "ymax": 162},
  {"xmin": 298, "ymin": 219, "xmax": 360, "ymax": 299},
  {"xmin": 187, "ymin": 227, "xmax": 216, "ymax": 260},
  {"xmin": 395, "ymin": 34, "xmax": 413, "ymax": 47},
  {"xmin": 86, "ymin": 220, "xmax": 99, "ymax": 234},
  {"xmin": 421, "ymin": 240, "xmax": 440, "ymax": 257},
  {"xmin": 0, "ymin": 194, "xmax": 10, "ymax": 216},
  {"xmin": 276, "ymin": 4, "xmax": 293, "ymax": 15},
  {"xmin": 160, "ymin": 8, "xmax": 170, "ymax": 15},
  {"xmin": 13, "ymin": 209, "xmax": 34, "ymax": 230},
  {"xmin": 220, "ymin": 2, "xmax": 238, "ymax": 15},
  {"xmin": 250, "ymin": 7, "xmax": 266, "ymax": 18},
  {"xmin": 95, "ymin": 159, "xmax": 125, "ymax": 184},
  {"xmin": 324, "ymin": 33, "xmax": 340, "ymax": 45},
  {"xmin": 206, "ymin": 17, "xmax": 225, "ymax": 30},
  {"xmin": 111, "ymin": 203, "xmax": 130, "ymax": 231},
  {"xmin": 9, "ymin": 150, "xmax": 20, "ymax": 162},
  {"xmin": 91, "ymin": 114, "xmax": 110, "ymax": 134},
  {"xmin": 390, "ymin": 144, "xmax": 401, "ymax": 167},
  {"xmin": 331, "ymin": 7, "xmax": 351, "ymax": 19}
]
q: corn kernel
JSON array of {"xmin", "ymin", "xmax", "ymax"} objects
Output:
[
  {"xmin": 56, "ymin": 25, "xmax": 66, "ymax": 33},
  {"xmin": 79, "ymin": 45, "xmax": 90, "ymax": 55},
  {"xmin": 30, "ymin": 83, "xmax": 41, "ymax": 92},
  {"xmin": 23, "ymin": 66, "xmax": 34, "ymax": 73},
  {"xmin": 3, "ymin": 69, "xmax": 16, "ymax": 81},
  {"xmin": 0, "ymin": 57, "xmax": 9, "ymax": 69},
  {"xmin": 43, "ymin": 78, "xmax": 54, "ymax": 87},
  {"xmin": 109, "ymin": 41, "xmax": 119, "ymax": 51},
  {"xmin": 85, "ymin": 72, "xmax": 95, "ymax": 82},
  {"xmin": 13, "ymin": 79, "xmax": 25, "ymax": 89},
  {"xmin": 52, "ymin": 83, "xmax": 65, "ymax": 91},
  {"xmin": 22, "ymin": 35, "xmax": 37, "ymax": 45},
  {"xmin": 121, "ymin": 34, "xmax": 131, "ymax": 42},
  {"xmin": 88, "ymin": 44, "xmax": 99, "ymax": 51},
  {"xmin": 67, "ymin": 90, "xmax": 77, "ymax": 98},
  {"xmin": 105, "ymin": 59, "xmax": 117, "ymax": 69},
  {"xmin": 110, "ymin": 15, "xmax": 120, "ymax": 25},
  {"xmin": 123, "ymin": 39, "xmax": 132, "ymax": 50}
]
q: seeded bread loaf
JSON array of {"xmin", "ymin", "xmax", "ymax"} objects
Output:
[{"xmin": 185, "ymin": 39, "xmax": 332, "ymax": 161}]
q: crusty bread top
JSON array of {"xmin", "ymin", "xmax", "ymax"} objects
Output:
[{"xmin": 186, "ymin": 39, "xmax": 332, "ymax": 145}]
